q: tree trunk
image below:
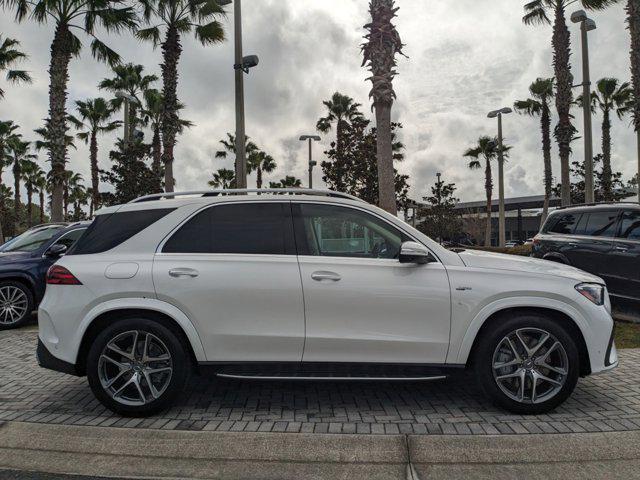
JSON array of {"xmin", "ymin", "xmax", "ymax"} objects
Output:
[
  {"xmin": 89, "ymin": 130, "xmax": 100, "ymax": 212},
  {"xmin": 151, "ymin": 126, "xmax": 162, "ymax": 192},
  {"xmin": 484, "ymin": 158, "xmax": 493, "ymax": 247},
  {"xmin": 627, "ymin": 0, "xmax": 640, "ymax": 202},
  {"xmin": 27, "ymin": 188, "xmax": 33, "ymax": 227},
  {"xmin": 161, "ymin": 26, "xmax": 182, "ymax": 193},
  {"xmin": 63, "ymin": 187, "xmax": 68, "ymax": 221},
  {"xmin": 334, "ymin": 119, "xmax": 347, "ymax": 192},
  {"xmin": 375, "ymin": 103, "xmax": 397, "ymax": 215},
  {"xmin": 47, "ymin": 23, "xmax": 73, "ymax": 222},
  {"xmin": 601, "ymin": 109, "xmax": 613, "ymax": 201},
  {"xmin": 541, "ymin": 101, "xmax": 553, "ymax": 227},
  {"xmin": 552, "ymin": 3, "xmax": 574, "ymax": 206},
  {"xmin": 13, "ymin": 156, "xmax": 20, "ymax": 232},
  {"xmin": 257, "ymin": 166, "xmax": 263, "ymax": 189},
  {"xmin": 39, "ymin": 191, "xmax": 45, "ymax": 224}
]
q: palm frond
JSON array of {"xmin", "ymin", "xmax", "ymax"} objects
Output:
[{"xmin": 90, "ymin": 38, "xmax": 120, "ymax": 67}]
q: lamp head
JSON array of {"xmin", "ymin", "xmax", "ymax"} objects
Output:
[
  {"xmin": 299, "ymin": 135, "xmax": 321, "ymax": 141},
  {"xmin": 571, "ymin": 10, "xmax": 587, "ymax": 23}
]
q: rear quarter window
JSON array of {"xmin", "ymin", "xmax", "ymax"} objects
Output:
[
  {"xmin": 544, "ymin": 213, "xmax": 581, "ymax": 234},
  {"xmin": 68, "ymin": 208, "xmax": 175, "ymax": 255}
]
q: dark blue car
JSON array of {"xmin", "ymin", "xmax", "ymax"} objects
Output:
[{"xmin": 0, "ymin": 222, "xmax": 89, "ymax": 329}]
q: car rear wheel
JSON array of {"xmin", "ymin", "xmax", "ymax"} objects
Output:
[
  {"xmin": 474, "ymin": 312, "xmax": 580, "ymax": 414},
  {"xmin": 86, "ymin": 317, "xmax": 190, "ymax": 416},
  {"xmin": 0, "ymin": 281, "xmax": 33, "ymax": 330}
]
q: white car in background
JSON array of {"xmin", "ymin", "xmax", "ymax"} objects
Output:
[{"xmin": 37, "ymin": 189, "xmax": 617, "ymax": 416}]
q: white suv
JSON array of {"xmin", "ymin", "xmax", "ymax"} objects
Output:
[{"xmin": 37, "ymin": 190, "xmax": 618, "ymax": 416}]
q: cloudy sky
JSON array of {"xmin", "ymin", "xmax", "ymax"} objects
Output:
[{"xmin": 0, "ymin": 0, "xmax": 635, "ymax": 204}]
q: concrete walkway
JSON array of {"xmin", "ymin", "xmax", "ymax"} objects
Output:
[{"xmin": 1, "ymin": 421, "xmax": 639, "ymax": 479}]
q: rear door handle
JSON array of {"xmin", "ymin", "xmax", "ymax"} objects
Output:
[
  {"xmin": 615, "ymin": 246, "xmax": 629, "ymax": 252},
  {"xmin": 169, "ymin": 268, "xmax": 199, "ymax": 278},
  {"xmin": 311, "ymin": 271, "xmax": 341, "ymax": 282}
]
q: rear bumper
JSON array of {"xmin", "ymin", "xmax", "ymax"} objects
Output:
[{"xmin": 36, "ymin": 338, "xmax": 81, "ymax": 376}]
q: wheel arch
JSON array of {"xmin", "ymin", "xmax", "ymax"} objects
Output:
[
  {"xmin": 542, "ymin": 253, "xmax": 570, "ymax": 265},
  {"xmin": 0, "ymin": 273, "xmax": 37, "ymax": 300},
  {"xmin": 463, "ymin": 306, "xmax": 591, "ymax": 377},
  {"xmin": 74, "ymin": 301, "xmax": 206, "ymax": 375}
]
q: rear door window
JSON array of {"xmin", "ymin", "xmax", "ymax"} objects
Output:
[
  {"xmin": 618, "ymin": 210, "xmax": 640, "ymax": 240},
  {"xmin": 162, "ymin": 203, "xmax": 295, "ymax": 255},
  {"xmin": 69, "ymin": 209, "xmax": 175, "ymax": 255},
  {"xmin": 581, "ymin": 211, "xmax": 619, "ymax": 237},
  {"xmin": 546, "ymin": 213, "xmax": 581, "ymax": 234}
]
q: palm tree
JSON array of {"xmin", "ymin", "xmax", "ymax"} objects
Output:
[
  {"xmin": 269, "ymin": 176, "xmax": 302, "ymax": 189},
  {"xmin": 514, "ymin": 77, "xmax": 555, "ymax": 225},
  {"xmin": 1, "ymin": 0, "xmax": 137, "ymax": 222},
  {"xmin": 6, "ymin": 136, "xmax": 35, "ymax": 231},
  {"xmin": 215, "ymin": 133, "xmax": 259, "ymax": 174},
  {"xmin": 577, "ymin": 78, "xmax": 632, "ymax": 201},
  {"xmin": 208, "ymin": 168, "xmax": 235, "ymax": 189},
  {"xmin": 464, "ymin": 137, "xmax": 508, "ymax": 247},
  {"xmin": 0, "ymin": 120, "xmax": 20, "ymax": 240},
  {"xmin": 99, "ymin": 63, "xmax": 158, "ymax": 139},
  {"xmin": 627, "ymin": 0, "xmax": 640, "ymax": 201},
  {"xmin": 362, "ymin": 0, "xmax": 406, "ymax": 215},
  {"xmin": 34, "ymin": 169, "xmax": 47, "ymax": 223},
  {"xmin": 137, "ymin": 0, "xmax": 226, "ymax": 192},
  {"xmin": 523, "ymin": 0, "xmax": 616, "ymax": 206},
  {"xmin": 317, "ymin": 92, "xmax": 364, "ymax": 193},
  {"xmin": 60, "ymin": 171, "xmax": 83, "ymax": 221},
  {"xmin": 68, "ymin": 179, "xmax": 88, "ymax": 220},
  {"xmin": 69, "ymin": 98, "xmax": 121, "ymax": 212},
  {"xmin": 0, "ymin": 35, "xmax": 32, "ymax": 99},
  {"xmin": 248, "ymin": 150, "xmax": 276, "ymax": 189},
  {"xmin": 20, "ymin": 159, "xmax": 42, "ymax": 226}
]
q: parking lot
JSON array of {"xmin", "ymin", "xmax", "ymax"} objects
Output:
[{"xmin": 2, "ymin": 328, "xmax": 639, "ymax": 436}]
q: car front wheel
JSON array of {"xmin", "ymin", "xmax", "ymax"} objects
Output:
[
  {"xmin": 86, "ymin": 317, "xmax": 190, "ymax": 416},
  {"xmin": 474, "ymin": 312, "xmax": 580, "ymax": 414}
]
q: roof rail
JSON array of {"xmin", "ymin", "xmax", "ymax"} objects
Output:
[
  {"xmin": 555, "ymin": 200, "xmax": 640, "ymax": 210},
  {"xmin": 129, "ymin": 189, "xmax": 365, "ymax": 204}
]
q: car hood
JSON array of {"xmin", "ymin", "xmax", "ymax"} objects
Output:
[
  {"xmin": 457, "ymin": 249, "xmax": 603, "ymax": 284},
  {"xmin": 0, "ymin": 251, "xmax": 32, "ymax": 264}
]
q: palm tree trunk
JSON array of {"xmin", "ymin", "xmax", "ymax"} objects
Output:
[
  {"xmin": 152, "ymin": 127, "xmax": 162, "ymax": 192},
  {"xmin": 627, "ymin": 0, "xmax": 640, "ymax": 203},
  {"xmin": 257, "ymin": 166, "xmax": 263, "ymax": 189},
  {"xmin": 39, "ymin": 191, "xmax": 45, "ymax": 224},
  {"xmin": 541, "ymin": 101, "xmax": 553, "ymax": 227},
  {"xmin": 161, "ymin": 26, "xmax": 182, "ymax": 193},
  {"xmin": 552, "ymin": 2, "xmax": 574, "ymax": 206},
  {"xmin": 48, "ymin": 23, "xmax": 73, "ymax": 222},
  {"xmin": 90, "ymin": 131, "xmax": 100, "ymax": 210},
  {"xmin": 601, "ymin": 109, "xmax": 613, "ymax": 201},
  {"xmin": 484, "ymin": 158, "xmax": 493, "ymax": 247},
  {"xmin": 13, "ymin": 157, "xmax": 20, "ymax": 232},
  {"xmin": 335, "ymin": 119, "xmax": 347, "ymax": 192},
  {"xmin": 375, "ymin": 103, "xmax": 397, "ymax": 215},
  {"xmin": 27, "ymin": 188, "xmax": 33, "ymax": 227},
  {"xmin": 63, "ymin": 186, "xmax": 69, "ymax": 221}
]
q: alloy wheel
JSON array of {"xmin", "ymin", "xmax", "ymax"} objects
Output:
[
  {"xmin": 492, "ymin": 328, "xmax": 568, "ymax": 404},
  {"xmin": 98, "ymin": 330, "xmax": 173, "ymax": 406},
  {"xmin": 0, "ymin": 286, "xmax": 29, "ymax": 325}
]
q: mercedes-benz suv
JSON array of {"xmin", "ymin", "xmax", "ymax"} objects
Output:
[{"xmin": 37, "ymin": 190, "xmax": 617, "ymax": 416}]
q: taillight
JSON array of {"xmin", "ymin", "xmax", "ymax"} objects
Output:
[{"xmin": 46, "ymin": 265, "xmax": 82, "ymax": 285}]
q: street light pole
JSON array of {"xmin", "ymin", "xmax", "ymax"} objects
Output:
[
  {"xmin": 299, "ymin": 135, "xmax": 320, "ymax": 189},
  {"xmin": 115, "ymin": 91, "xmax": 137, "ymax": 147},
  {"xmin": 488, "ymin": 107, "xmax": 512, "ymax": 248},
  {"xmin": 572, "ymin": 10, "xmax": 596, "ymax": 204},
  {"xmin": 233, "ymin": 0, "xmax": 247, "ymax": 189}
]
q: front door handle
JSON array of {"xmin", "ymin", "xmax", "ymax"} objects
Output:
[
  {"xmin": 169, "ymin": 268, "xmax": 199, "ymax": 278},
  {"xmin": 615, "ymin": 246, "xmax": 629, "ymax": 252},
  {"xmin": 311, "ymin": 271, "xmax": 341, "ymax": 282}
]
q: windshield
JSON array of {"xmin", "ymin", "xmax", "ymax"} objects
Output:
[{"xmin": 0, "ymin": 225, "xmax": 65, "ymax": 253}]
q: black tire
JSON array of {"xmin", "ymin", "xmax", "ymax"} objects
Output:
[
  {"xmin": 473, "ymin": 312, "xmax": 580, "ymax": 415},
  {"xmin": 0, "ymin": 280, "xmax": 34, "ymax": 330},
  {"xmin": 86, "ymin": 317, "xmax": 191, "ymax": 417}
]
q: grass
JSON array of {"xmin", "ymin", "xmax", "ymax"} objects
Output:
[{"xmin": 614, "ymin": 321, "xmax": 640, "ymax": 349}]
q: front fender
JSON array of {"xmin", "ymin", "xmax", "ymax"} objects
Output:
[
  {"xmin": 542, "ymin": 252, "xmax": 570, "ymax": 265},
  {"xmin": 76, "ymin": 298, "xmax": 207, "ymax": 362},
  {"xmin": 453, "ymin": 296, "xmax": 592, "ymax": 365}
]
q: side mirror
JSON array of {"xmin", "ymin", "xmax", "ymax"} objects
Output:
[
  {"xmin": 45, "ymin": 243, "xmax": 67, "ymax": 258},
  {"xmin": 399, "ymin": 241, "xmax": 435, "ymax": 265}
]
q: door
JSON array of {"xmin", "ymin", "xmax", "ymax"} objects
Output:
[
  {"xmin": 153, "ymin": 202, "xmax": 305, "ymax": 362},
  {"xmin": 293, "ymin": 202, "xmax": 451, "ymax": 364},
  {"xmin": 608, "ymin": 209, "xmax": 640, "ymax": 301},
  {"xmin": 568, "ymin": 210, "xmax": 618, "ymax": 283}
]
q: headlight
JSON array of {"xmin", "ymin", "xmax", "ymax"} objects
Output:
[{"xmin": 575, "ymin": 283, "xmax": 605, "ymax": 306}]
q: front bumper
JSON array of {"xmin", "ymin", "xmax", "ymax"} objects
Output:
[{"xmin": 36, "ymin": 338, "xmax": 81, "ymax": 376}]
